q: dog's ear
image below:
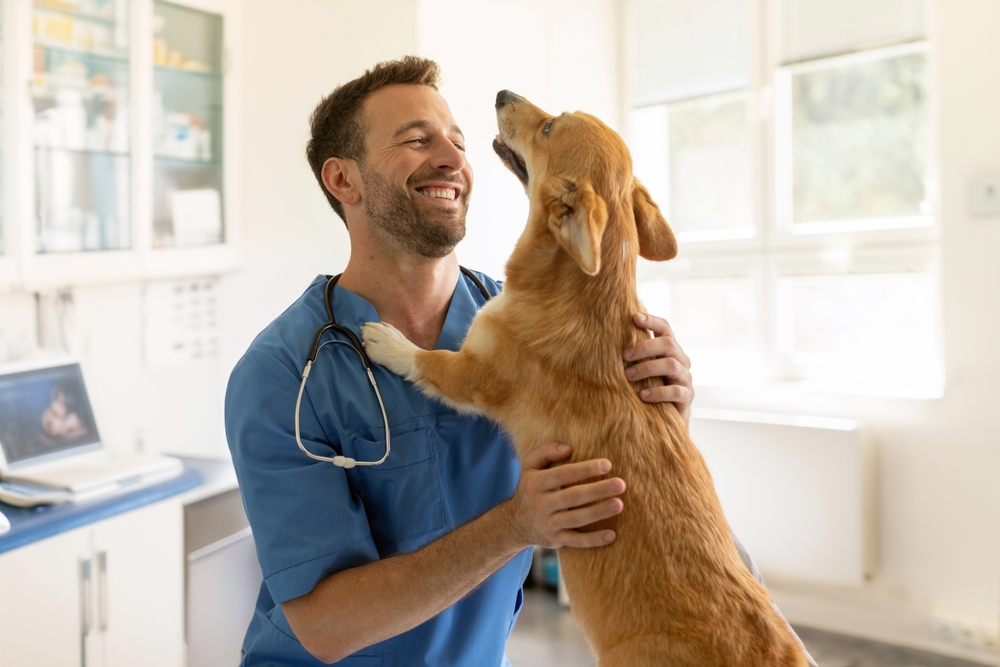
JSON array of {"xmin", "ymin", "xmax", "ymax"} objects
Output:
[
  {"xmin": 542, "ymin": 177, "xmax": 608, "ymax": 275},
  {"xmin": 632, "ymin": 178, "xmax": 677, "ymax": 261}
]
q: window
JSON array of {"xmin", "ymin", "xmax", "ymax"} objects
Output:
[{"xmin": 629, "ymin": 0, "xmax": 940, "ymax": 396}]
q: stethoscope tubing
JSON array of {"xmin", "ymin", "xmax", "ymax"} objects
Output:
[{"xmin": 295, "ymin": 268, "xmax": 491, "ymax": 468}]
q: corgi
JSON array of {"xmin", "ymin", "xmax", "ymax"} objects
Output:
[{"xmin": 361, "ymin": 90, "xmax": 809, "ymax": 667}]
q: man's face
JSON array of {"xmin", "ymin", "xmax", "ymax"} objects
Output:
[{"xmin": 355, "ymin": 85, "xmax": 473, "ymax": 258}]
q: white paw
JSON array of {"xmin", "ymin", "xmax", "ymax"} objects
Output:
[{"xmin": 360, "ymin": 322, "xmax": 419, "ymax": 380}]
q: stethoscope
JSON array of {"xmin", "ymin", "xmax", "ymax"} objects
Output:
[{"xmin": 295, "ymin": 267, "xmax": 493, "ymax": 468}]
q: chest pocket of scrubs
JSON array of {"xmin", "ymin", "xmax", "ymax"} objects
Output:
[{"xmin": 350, "ymin": 428, "xmax": 445, "ymax": 541}]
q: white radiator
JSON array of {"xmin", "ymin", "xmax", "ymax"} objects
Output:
[{"xmin": 689, "ymin": 408, "xmax": 876, "ymax": 586}]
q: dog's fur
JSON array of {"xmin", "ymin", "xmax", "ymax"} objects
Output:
[{"xmin": 361, "ymin": 91, "xmax": 809, "ymax": 667}]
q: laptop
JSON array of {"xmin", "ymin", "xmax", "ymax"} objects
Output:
[{"xmin": 0, "ymin": 358, "xmax": 183, "ymax": 504}]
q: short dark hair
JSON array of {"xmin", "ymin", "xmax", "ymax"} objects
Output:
[{"xmin": 306, "ymin": 56, "xmax": 442, "ymax": 224}]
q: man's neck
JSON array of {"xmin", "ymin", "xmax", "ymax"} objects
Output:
[{"xmin": 339, "ymin": 249, "xmax": 459, "ymax": 350}]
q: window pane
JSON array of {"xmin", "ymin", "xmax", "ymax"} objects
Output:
[
  {"xmin": 33, "ymin": 0, "xmax": 131, "ymax": 253},
  {"xmin": 638, "ymin": 277, "xmax": 761, "ymax": 382},
  {"xmin": 153, "ymin": 1, "xmax": 225, "ymax": 248},
  {"xmin": 668, "ymin": 95, "xmax": 755, "ymax": 240},
  {"xmin": 628, "ymin": 105, "xmax": 669, "ymax": 213},
  {"xmin": 777, "ymin": 271, "xmax": 939, "ymax": 387},
  {"xmin": 788, "ymin": 49, "xmax": 929, "ymax": 233}
]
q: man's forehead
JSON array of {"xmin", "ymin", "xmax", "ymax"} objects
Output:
[{"xmin": 362, "ymin": 84, "xmax": 462, "ymax": 137}]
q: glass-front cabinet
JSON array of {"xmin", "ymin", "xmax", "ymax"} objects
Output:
[
  {"xmin": 32, "ymin": 0, "xmax": 131, "ymax": 253},
  {"xmin": 2, "ymin": 0, "xmax": 238, "ymax": 290},
  {"xmin": 152, "ymin": 0, "xmax": 223, "ymax": 248}
]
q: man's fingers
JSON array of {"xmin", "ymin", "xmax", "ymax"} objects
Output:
[
  {"xmin": 549, "ymin": 477, "xmax": 626, "ymax": 512},
  {"xmin": 633, "ymin": 312, "xmax": 674, "ymax": 338},
  {"xmin": 639, "ymin": 384, "xmax": 693, "ymax": 405},
  {"xmin": 554, "ymin": 497, "xmax": 624, "ymax": 531},
  {"xmin": 626, "ymin": 357, "xmax": 690, "ymax": 384},
  {"xmin": 523, "ymin": 442, "xmax": 574, "ymax": 471},
  {"xmin": 628, "ymin": 336, "xmax": 691, "ymax": 371},
  {"xmin": 534, "ymin": 458, "xmax": 612, "ymax": 492},
  {"xmin": 558, "ymin": 529, "xmax": 617, "ymax": 548}
]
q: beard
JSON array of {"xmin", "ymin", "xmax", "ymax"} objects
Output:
[{"xmin": 360, "ymin": 164, "xmax": 469, "ymax": 259}]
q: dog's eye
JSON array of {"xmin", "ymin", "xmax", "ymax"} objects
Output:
[{"xmin": 542, "ymin": 119, "xmax": 554, "ymax": 135}]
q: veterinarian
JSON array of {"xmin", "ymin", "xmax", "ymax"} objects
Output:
[{"xmin": 226, "ymin": 56, "xmax": 708, "ymax": 666}]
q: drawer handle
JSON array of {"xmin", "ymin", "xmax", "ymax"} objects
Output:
[
  {"xmin": 97, "ymin": 550, "xmax": 109, "ymax": 632},
  {"xmin": 79, "ymin": 558, "xmax": 93, "ymax": 635}
]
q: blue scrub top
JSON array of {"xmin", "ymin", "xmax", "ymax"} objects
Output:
[{"xmin": 225, "ymin": 270, "xmax": 533, "ymax": 667}]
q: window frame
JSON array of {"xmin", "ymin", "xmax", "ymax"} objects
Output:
[{"xmin": 628, "ymin": 0, "xmax": 942, "ymax": 398}]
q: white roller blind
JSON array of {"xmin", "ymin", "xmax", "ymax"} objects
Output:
[
  {"xmin": 781, "ymin": 0, "xmax": 927, "ymax": 63},
  {"xmin": 633, "ymin": 0, "xmax": 751, "ymax": 106}
]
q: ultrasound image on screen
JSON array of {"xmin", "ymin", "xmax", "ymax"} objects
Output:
[{"xmin": 0, "ymin": 364, "xmax": 100, "ymax": 465}]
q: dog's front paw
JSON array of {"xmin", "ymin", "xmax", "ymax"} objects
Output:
[{"xmin": 360, "ymin": 322, "xmax": 419, "ymax": 380}]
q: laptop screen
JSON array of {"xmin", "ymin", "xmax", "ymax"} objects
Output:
[{"xmin": 0, "ymin": 363, "xmax": 100, "ymax": 466}]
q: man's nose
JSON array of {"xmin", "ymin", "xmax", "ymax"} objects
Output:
[{"xmin": 430, "ymin": 137, "xmax": 466, "ymax": 172}]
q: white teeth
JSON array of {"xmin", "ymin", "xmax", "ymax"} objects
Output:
[{"xmin": 417, "ymin": 188, "xmax": 457, "ymax": 200}]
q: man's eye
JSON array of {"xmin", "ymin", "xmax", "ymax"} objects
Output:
[
  {"xmin": 453, "ymin": 142, "xmax": 466, "ymax": 152},
  {"xmin": 542, "ymin": 119, "xmax": 554, "ymax": 135},
  {"xmin": 406, "ymin": 137, "xmax": 426, "ymax": 145}
]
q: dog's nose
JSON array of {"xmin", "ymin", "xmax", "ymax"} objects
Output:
[{"xmin": 496, "ymin": 90, "xmax": 520, "ymax": 109}]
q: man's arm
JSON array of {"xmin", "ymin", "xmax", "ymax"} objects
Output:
[{"xmin": 284, "ymin": 442, "xmax": 626, "ymax": 663}]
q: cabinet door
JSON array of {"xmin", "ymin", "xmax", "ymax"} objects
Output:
[
  {"xmin": 94, "ymin": 500, "xmax": 184, "ymax": 667},
  {"xmin": 0, "ymin": 527, "xmax": 91, "ymax": 667},
  {"xmin": 31, "ymin": 0, "xmax": 133, "ymax": 254},
  {"xmin": 152, "ymin": 0, "xmax": 226, "ymax": 248}
]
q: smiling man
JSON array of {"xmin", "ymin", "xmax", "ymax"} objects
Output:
[{"xmin": 225, "ymin": 56, "xmax": 697, "ymax": 667}]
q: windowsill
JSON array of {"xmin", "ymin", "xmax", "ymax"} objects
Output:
[{"xmin": 692, "ymin": 378, "xmax": 944, "ymax": 401}]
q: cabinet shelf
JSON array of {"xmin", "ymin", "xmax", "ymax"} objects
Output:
[
  {"xmin": 35, "ymin": 146, "xmax": 129, "ymax": 157},
  {"xmin": 34, "ymin": 41, "xmax": 128, "ymax": 64},
  {"xmin": 155, "ymin": 65, "xmax": 220, "ymax": 78},
  {"xmin": 155, "ymin": 154, "xmax": 220, "ymax": 165}
]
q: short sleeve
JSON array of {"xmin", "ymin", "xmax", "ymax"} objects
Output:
[{"xmin": 225, "ymin": 348, "xmax": 379, "ymax": 605}]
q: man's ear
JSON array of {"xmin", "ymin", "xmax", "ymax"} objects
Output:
[
  {"xmin": 541, "ymin": 177, "xmax": 608, "ymax": 275},
  {"xmin": 322, "ymin": 157, "xmax": 362, "ymax": 207},
  {"xmin": 632, "ymin": 178, "xmax": 677, "ymax": 261}
]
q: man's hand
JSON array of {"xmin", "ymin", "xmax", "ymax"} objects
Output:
[
  {"xmin": 623, "ymin": 313, "xmax": 694, "ymax": 425},
  {"xmin": 503, "ymin": 442, "xmax": 625, "ymax": 549}
]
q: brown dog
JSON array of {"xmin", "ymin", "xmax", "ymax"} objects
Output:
[{"xmin": 361, "ymin": 90, "xmax": 809, "ymax": 667}]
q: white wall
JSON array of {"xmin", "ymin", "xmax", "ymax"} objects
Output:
[
  {"xmin": 219, "ymin": 0, "xmax": 419, "ymax": 369},
  {"xmin": 418, "ymin": 0, "xmax": 620, "ymax": 278}
]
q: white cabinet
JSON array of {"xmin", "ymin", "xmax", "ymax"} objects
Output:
[
  {"xmin": 0, "ymin": 0, "xmax": 241, "ymax": 291},
  {"xmin": 0, "ymin": 499, "xmax": 184, "ymax": 667}
]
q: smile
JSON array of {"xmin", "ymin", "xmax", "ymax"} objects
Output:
[{"xmin": 416, "ymin": 187, "xmax": 458, "ymax": 200}]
